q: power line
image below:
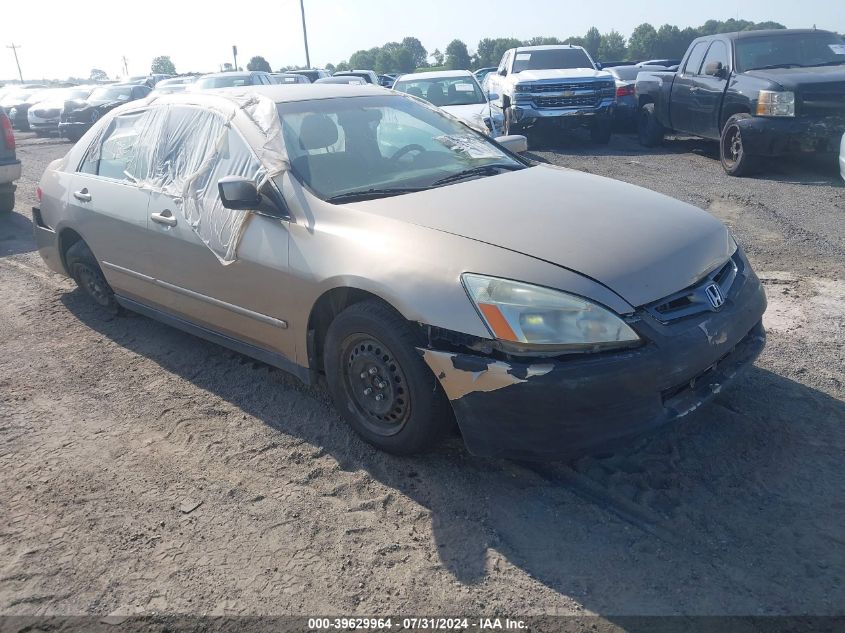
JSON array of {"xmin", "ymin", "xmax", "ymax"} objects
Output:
[{"xmin": 6, "ymin": 43, "xmax": 23, "ymax": 82}]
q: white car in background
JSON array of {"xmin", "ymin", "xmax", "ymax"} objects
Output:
[{"xmin": 393, "ymin": 70, "xmax": 503, "ymax": 137}]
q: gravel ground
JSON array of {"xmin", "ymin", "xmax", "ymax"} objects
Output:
[{"xmin": 0, "ymin": 130, "xmax": 843, "ymax": 620}]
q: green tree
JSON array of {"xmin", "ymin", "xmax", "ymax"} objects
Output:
[
  {"xmin": 597, "ymin": 31, "xmax": 627, "ymax": 61},
  {"xmin": 476, "ymin": 37, "xmax": 522, "ymax": 67},
  {"xmin": 89, "ymin": 68, "xmax": 108, "ymax": 81},
  {"xmin": 335, "ymin": 61, "xmax": 350, "ymax": 72},
  {"xmin": 374, "ymin": 49, "xmax": 395, "ymax": 74},
  {"xmin": 349, "ymin": 49, "xmax": 377, "ymax": 70},
  {"xmin": 564, "ymin": 35, "xmax": 586, "ymax": 48},
  {"xmin": 151, "ymin": 55, "xmax": 176, "ymax": 75},
  {"xmin": 431, "ymin": 49, "xmax": 444, "ymax": 66},
  {"xmin": 584, "ymin": 27, "xmax": 602, "ymax": 58},
  {"xmin": 392, "ymin": 48, "xmax": 415, "ymax": 74},
  {"xmin": 401, "ymin": 36, "xmax": 428, "ymax": 67},
  {"xmin": 445, "ymin": 39, "xmax": 471, "ymax": 69},
  {"xmin": 524, "ymin": 36, "xmax": 563, "ymax": 46},
  {"xmin": 247, "ymin": 56, "xmax": 271, "ymax": 72},
  {"xmin": 627, "ymin": 23, "xmax": 658, "ymax": 59},
  {"xmin": 325, "ymin": 63, "xmax": 336, "ymax": 72}
]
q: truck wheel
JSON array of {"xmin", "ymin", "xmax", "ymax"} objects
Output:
[
  {"xmin": 720, "ymin": 114, "xmax": 758, "ymax": 177},
  {"xmin": 324, "ymin": 300, "xmax": 453, "ymax": 455},
  {"xmin": 638, "ymin": 103, "xmax": 664, "ymax": 147},
  {"xmin": 65, "ymin": 241, "xmax": 121, "ymax": 314},
  {"xmin": 0, "ymin": 191, "xmax": 13, "ymax": 214},
  {"xmin": 590, "ymin": 119, "xmax": 612, "ymax": 144}
]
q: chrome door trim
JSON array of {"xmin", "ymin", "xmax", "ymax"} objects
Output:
[{"xmin": 101, "ymin": 260, "xmax": 289, "ymax": 329}]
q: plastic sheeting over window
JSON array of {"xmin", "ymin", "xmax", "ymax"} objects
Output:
[{"xmin": 83, "ymin": 92, "xmax": 288, "ymax": 264}]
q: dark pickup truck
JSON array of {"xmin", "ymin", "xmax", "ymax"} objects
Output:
[{"xmin": 636, "ymin": 29, "xmax": 845, "ymax": 175}]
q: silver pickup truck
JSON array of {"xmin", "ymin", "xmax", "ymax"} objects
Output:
[{"xmin": 484, "ymin": 45, "xmax": 616, "ymax": 147}]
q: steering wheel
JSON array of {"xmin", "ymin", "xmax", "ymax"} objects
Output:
[{"xmin": 390, "ymin": 144, "xmax": 426, "ymax": 162}]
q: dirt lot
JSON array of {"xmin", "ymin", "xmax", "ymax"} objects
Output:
[{"xmin": 1, "ymin": 130, "xmax": 843, "ymax": 620}]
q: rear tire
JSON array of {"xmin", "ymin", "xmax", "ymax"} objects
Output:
[
  {"xmin": 324, "ymin": 300, "xmax": 453, "ymax": 455},
  {"xmin": 720, "ymin": 113, "xmax": 758, "ymax": 177},
  {"xmin": 638, "ymin": 103, "xmax": 665, "ymax": 147},
  {"xmin": 65, "ymin": 241, "xmax": 120, "ymax": 314},
  {"xmin": 0, "ymin": 191, "xmax": 13, "ymax": 214}
]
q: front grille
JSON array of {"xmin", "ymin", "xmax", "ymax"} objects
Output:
[
  {"xmin": 536, "ymin": 95, "xmax": 600, "ymax": 108},
  {"xmin": 33, "ymin": 108, "xmax": 60, "ymax": 118},
  {"xmin": 645, "ymin": 253, "xmax": 742, "ymax": 323},
  {"xmin": 529, "ymin": 82, "xmax": 601, "ymax": 93}
]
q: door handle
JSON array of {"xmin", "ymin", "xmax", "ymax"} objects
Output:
[
  {"xmin": 151, "ymin": 209, "xmax": 177, "ymax": 227},
  {"xmin": 73, "ymin": 189, "xmax": 92, "ymax": 202}
]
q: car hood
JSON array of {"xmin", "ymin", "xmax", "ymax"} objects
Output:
[
  {"xmin": 442, "ymin": 103, "xmax": 490, "ymax": 131},
  {"xmin": 352, "ymin": 165, "xmax": 733, "ymax": 308},
  {"xmin": 513, "ymin": 68, "xmax": 610, "ymax": 82},
  {"xmin": 743, "ymin": 65, "xmax": 845, "ymax": 91}
]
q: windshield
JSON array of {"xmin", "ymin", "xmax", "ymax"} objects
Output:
[
  {"xmin": 195, "ymin": 75, "xmax": 252, "ymax": 89},
  {"xmin": 90, "ymin": 86, "xmax": 132, "ymax": 102},
  {"xmin": 736, "ymin": 33, "xmax": 845, "ymax": 72},
  {"xmin": 394, "ymin": 76, "xmax": 486, "ymax": 107},
  {"xmin": 512, "ymin": 48, "xmax": 594, "ymax": 73},
  {"xmin": 277, "ymin": 95, "xmax": 524, "ymax": 202}
]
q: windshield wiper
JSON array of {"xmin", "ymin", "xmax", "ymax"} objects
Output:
[
  {"xmin": 747, "ymin": 63, "xmax": 807, "ymax": 71},
  {"xmin": 326, "ymin": 187, "xmax": 428, "ymax": 204},
  {"xmin": 431, "ymin": 164, "xmax": 524, "ymax": 187}
]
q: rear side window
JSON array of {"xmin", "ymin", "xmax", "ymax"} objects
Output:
[{"xmin": 683, "ymin": 42, "xmax": 709, "ymax": 75}]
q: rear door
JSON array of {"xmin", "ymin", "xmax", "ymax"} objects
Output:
[
  {"xmin": 66, "ymin": 109, "xmax": 159, "ymax": 300},
  {"xmin": 668, "ymin": 40, "xmax": 709, "ymax": 133},
  {"xmin": 688, "ymin": 40, "xmax": 731, "ymax": 139},
  {"xmin": 145, "ymin": 105, "xmax": 295, "ymax": 357}
]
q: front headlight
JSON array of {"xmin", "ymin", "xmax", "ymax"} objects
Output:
[
  {"xmin": 514, "ymin": 84, "xmax": 533, "ymax": 93},
  {"xmin": 462, "ymin": 274, "xmax": 640, "ymax": 352},
  {"xmin": 756, "ymin": 90, "xmax": 795, "ymax": 117}
]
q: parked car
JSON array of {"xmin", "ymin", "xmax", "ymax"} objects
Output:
[
  {"xmin": 33, "ymin": 84, "xmax": 766, "ymax": 460},
  {"xmin": 378, "ymin": 74, "xmax": 396, "ymax": 88},
  {"xmin": 636, "ymin": 29, "xmax": 845, "ymax": 176},
  {"xmin": 605, "ymin": 65, "xmax": 666, "ymax": 127},
  {"xmin": 485, "ymin": 45, "xmax": 616, "ymax": 146},
  {"xmin": 637, "ymin": 59, "xmax": 682, "ymax": 68},
  {"xmin": 27, "ymin": 86, "xmax": 95, "ymax": 136},
  {"xmin": 0, "ymin": 109, "xmax": 20, "ymax": 214},
  {"xmin": 0, "ymin": 84, "xmax": 46, "ymax": 115},
  {"xmin": 193, "ymin": 72, "xmax": 277, "ymax": 90},
  {"xmin": 126, "ymin": 74, "xmax": 172, "ymax": 88},
  {"xmin": 393, "ymin": 70, "xmax": 504, "ymax": 135},
  {"xmin": 151, "ymin": 76, "xmax": 197, "ymax": 95},
  {"xmin": 474, "ymin": 67, "xmax": 497, "ymax": 84},
  {"xmin": 59, "ymin": 84, "xmax": 152, "ymax": 141},
  {"xmin": 272, "ymin": 73, "xmax": 311, "ymax": 84},
  {"xmin": 3, "ymin": 87, "xmax": 54, "ymax": 130},
  {"xmin": 286, "ymin": 69, "xmax": 331, "ymax": 83},
  {"xmin": 315, "ymin": 76, "xmax": 367, "ymax": 85},
  {"xmin": 332, "ymin": 70, "xmax": 379, "ymax": 84}
]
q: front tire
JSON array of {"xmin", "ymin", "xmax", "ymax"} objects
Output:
[
  {"xmin": 638, "ymin": 103, "xmax": 665, "ymax": 147},
  {"xmin": 0, "ymin": 191, "xmax": 13, "ymax": 214},
  {"xmin": 324, "ymin": 300, "xmax": 453, "ymax": 455},
  {"xmin": 65, "ymin": 241, "xmax": 120, "ymax": 314},
  {"xmin": 720, "ymin": 113, "xmax": 758, "ymax": 177},
  {"xmin": 590, "ymin": 118, "xmax": 613, "ymax": 144}
]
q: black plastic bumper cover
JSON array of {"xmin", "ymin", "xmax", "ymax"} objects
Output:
[{"xmin": 739, "ymin": 114, "xmax": 845, "ymax": 156}]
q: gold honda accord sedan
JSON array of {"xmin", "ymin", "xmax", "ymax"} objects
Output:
[{"xmin": 33, "ymin": 84, "xmax": 766, "ymax": 460}]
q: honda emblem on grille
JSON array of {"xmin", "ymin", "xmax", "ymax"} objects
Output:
[{"xmin": 705, "ymin": 283, "xmax": 725, "ymax": 309}]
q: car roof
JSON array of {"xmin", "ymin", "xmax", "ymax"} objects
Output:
[
  {"xmin": 151, "ymin": 84, "xmax": 390, "ymax": 105},
  {"xmin": 395, "ymin": 70, "xmax": 473, "ymax": 81},
  {"xmin": 723, "ymin": 28, "xmax": 837, "ymax": 40},
  {"xmin": 516, "ymin": 45, "xmax": 583, "ymax": 51},
  {"xmin": 199, "ymin": 71, "xmax": 264, "ymax": 79}
]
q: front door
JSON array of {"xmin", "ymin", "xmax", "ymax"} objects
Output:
[
  {"xmin": 668, "ymin": 41, "xmax": 709, "ymax": 134},
  {"xmin": 688, "ymin": 41, "xmax": 731, "ymax": 139},
  {"xmin": 144, "ymin": 106, "xmax": 295, "ymax": 358}
]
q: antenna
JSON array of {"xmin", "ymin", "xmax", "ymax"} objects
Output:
[{"xmin": 6, "ymin": 43, "xmax": 23, "ymax": 82}]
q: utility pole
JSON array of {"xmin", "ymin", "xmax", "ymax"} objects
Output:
[
  {"xmin": 299, "ymin": 0, "xmax": 311, "ymax": 69},
  {"xmin": 232, "ymin": 45, "xmax": 238, "ymax": 71},
  {"xmin": 121, "ymin": 56, "xmax": 129, "ymax": 78},
  {"xmin": 6, "ymin": 44, "xmax": 23, "ymax": 82}
]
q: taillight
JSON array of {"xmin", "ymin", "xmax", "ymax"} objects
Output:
[
  {"xmin": 36, "ymin": 186, "xmax": 43, "ymax": 203},
  {"xmin": 1, "ymin": 116, "xmax": 14, "ymax": 151},
  {"xmin": 616, "ymin": 84, "xmax": 635, "ymax": 98}
]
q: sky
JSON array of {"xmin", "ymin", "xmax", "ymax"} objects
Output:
[{"xmin": 2, "ymin": 0, "xmax": 843, "ymax": 81}]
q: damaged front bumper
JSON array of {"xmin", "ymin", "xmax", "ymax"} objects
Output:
[
  {"xmin": 509, "ymin": 98, "xmax": 615, "ymax": 129},
  {"xmin": 739, "ymin": 114, "xmax": 845, "ymax": 156},
  {"xmin": 420, "ymin": 256, "xmax": 767, "ymax": 461}
]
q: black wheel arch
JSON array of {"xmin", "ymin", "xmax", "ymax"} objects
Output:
[{"xmin": 58, "ymin": 228, "xmax": 86, "ymax": 275}]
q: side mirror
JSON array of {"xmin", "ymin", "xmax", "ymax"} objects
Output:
[
  {"xmin": 219, "ymin": 176, "xmax": 261, "ymax": 210},
  {"xmin": 495, "ymin": 134, "xmax": 528, "ymax": 153},
  {"xmin": 487, "ymin": 92, "xmax": 500, "ymax": 101},
  {"xmin": 704, "ymin": 61, "xmax": 726, "ymax": 78},
  {"xmin": 595, "ymin": 62, "xmax": 603, "ymax": 70}
]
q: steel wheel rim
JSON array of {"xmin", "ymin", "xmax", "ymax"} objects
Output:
[
  {"xmin": 76, "ymin": 263, "xmax": 111, "ymax": 307},
  {"xmin": 342, "ymin": 335, "xmax": 410, "ymax": 436}
]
